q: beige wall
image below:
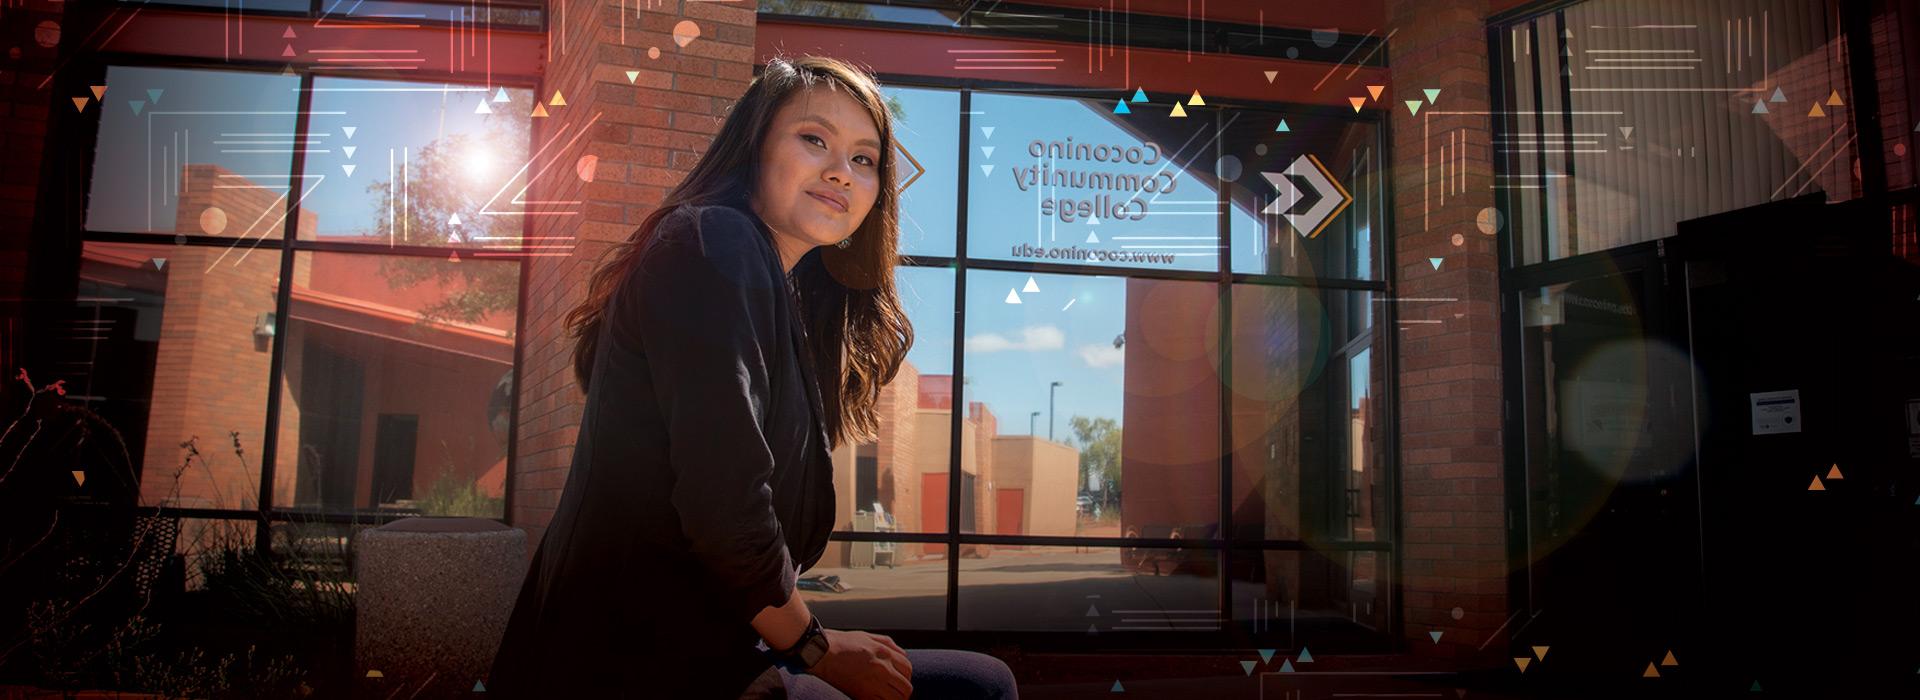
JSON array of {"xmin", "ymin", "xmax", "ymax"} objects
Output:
[{"xmin": 988, "ymin": 436, "xmax": 1079, "ymax": 538}]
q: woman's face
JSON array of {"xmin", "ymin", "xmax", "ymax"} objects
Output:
[{"xmin": 750, "ymin": 86, "xmax": 883, "ymax": 272}]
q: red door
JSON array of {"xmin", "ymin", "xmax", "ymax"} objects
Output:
[{"xmin": 995, "ymin": 489, "xmax": 1025, "ymax": 550}]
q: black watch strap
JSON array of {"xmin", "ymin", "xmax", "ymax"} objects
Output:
[{"xmin": 771, "ymin": 615, "xmax": 829, "ymax": 671}]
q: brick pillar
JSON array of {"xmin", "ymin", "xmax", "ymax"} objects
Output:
[
  {"xmin": 1384, "ymin": 0, "xmax": 1509, "ymax": 661},
  {"xmin": 512, "ymin": 0, "xmax": 757, "ymax": 554},
  {"xmin": 1, "ymin": 1, "xmax": 65, "ymax": 372}
]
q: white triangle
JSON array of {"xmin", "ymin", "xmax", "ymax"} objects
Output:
[
  {"xmin": 981, "ymin": 146, "xmax": 996, "ymax": 158},
  {"xmin": 1619, "ymin": 126, "xmax": 1634, "ymax": 139},
  {"xmin": 475, "ymin": 100, "xmax": 492, "ymax": 114},
  {"xmin": 980, "ymin": 164, "xmax": 995, "ymax": 178},
  {"xmin": 1086, "ymin": 603, "xmax": 1099, "ymax": 616},
  {"xmin": 625, "ymin": 70, "xmax": 640, "ymax": 83},
  {"xmin": 1023, "ymin": 276, "xmax": 1040, "ymax": 293},
  {"xmin": 980, "ymin": 126, "xmax": 996, "ymax": 139},
  {"xmin": 1086, "ymin": 214, "xmax": 1100, "ymax": 226},
  {"xmin": 342, "ymin": 146, "xmax": 357, "ymax": 159},
  {"xmin": 1005, "ymin": 288, "xmax": 1022, "ymax": 304},
  {"xmin": 342, "ymin": 126, "xmax": 358, "ymax": 139},
  {"xmin": 342, "ymin": 164, "xmax": 357, "ymax": 177},
  {"xmin": 152, "ymin": 258, "xmax": 167, "ymax": 270},
  {"xmin": 449, "ymin": 213, "xmax": 463, "ymax": 226},
  {"xmin": 1085, "ymin": 231, "xmax": 1100, "ymax": 243}
]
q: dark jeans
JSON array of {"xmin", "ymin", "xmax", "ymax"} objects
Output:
[{"xmin": 768, "ymin": 648, "xmax": 1018, "ymax": 699}]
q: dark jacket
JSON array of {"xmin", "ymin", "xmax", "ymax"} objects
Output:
[{"xmin": 487, "ymin": 201, "xmax": 836, "ymax": 699}]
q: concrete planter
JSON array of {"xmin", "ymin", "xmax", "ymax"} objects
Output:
[{"xmin": 352, "ymin": 517, "xmax": 525, "ymax": 697}]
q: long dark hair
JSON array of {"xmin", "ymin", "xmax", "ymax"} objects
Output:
[{"xmin": 564, "ymin": 55, "xmax": 912, "ymax": 451}]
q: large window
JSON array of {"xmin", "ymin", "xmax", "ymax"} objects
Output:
[
  {"xmin": 802, "ymin": 85, "xmax": 1395, "ymax": 648},
  {"xmin": 60, "ymin": 62, "xmax": 533, "ymax": 548}
]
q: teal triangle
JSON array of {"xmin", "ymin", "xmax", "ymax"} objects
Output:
[
  {"xmin": 1275, "ymin": 119, "xmax": 1290, "ymax": 132},
  {"xmin": 492, "ymin": 87, "xmax": 511, "ymax": 102},
  {"xmin": 1111, "ymin": 679, "xmax": 1125, "ymax": 692},
  {"xmin": 1429, "ymin": 257, "xmax": 1444, "ymax": 270},
  {"xmin": 1241, "ymin": 660, "xmax": 1257, "ymax": 676},
  {"xmin": 1750, "ymin": 681, "xmax": 1762, "ymax": 691},
  {"xmin": 474, "ymin": 680, "xmax": 487, "ymax": 692},
  {"xmin": 128, "ymin": 100, "xmax": 145, "ymax": 116},
  {"xmin": 1279, "ymin": 659, "xmax": 1296, "ymax": 673},
  {"xmin": 1429, "ymin": 631, "xmax": 1443, "ymax": 642},
  {"xmin": 1752, "ymin": 101, "xmax": 1769, "ymax": 114},
  {"xmin": 1114, "ymin": 100, "xmax": 1131, "ymax": 114},
  {"xmin": 1297, "ymin": 647, "xmax": 1314, "ymax": 663},
  {"xmin": 1770, "ymin": 87, "xmax": 1787, "ymax": 102},
  {"xmin": 1423, "ymin": 88, "xmax": 1441, "ymax": 103},
  {"xmin": 1131, "ymin": 88, "xmax": 1148, "ymax": 102},
  {"xmin": 146, "ymin": 88, "xmax": 164, "ymax": 104},
  {"xmin": 1404, "ymin": 100, "xmax": 1423, "ymax": 117},
  {"xmin": 1258, "ymin": 649, "xmax": 1275, "ymax": 663}
]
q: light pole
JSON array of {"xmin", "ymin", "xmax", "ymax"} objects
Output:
[
  {"xmin": 1029, "ymin": 411, "xmax": 1041, "ymax": 436},
  {"xmin": 1048, "ymin": 381, "xmax": 1062, "ymax": 441}
]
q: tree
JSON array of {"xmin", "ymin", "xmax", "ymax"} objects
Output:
[
  {"xmin": 1067, "ymin": 415, "xmax": 1121, "ymax": 510},
  {"xmin": 363, "ymin": 113, "xmax": 527, "ymax": 333}
]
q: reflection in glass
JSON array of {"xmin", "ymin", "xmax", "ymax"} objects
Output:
[
  {"xmin": 1230, "ymin": 287, "xmax": 1387, "ymax": 543},
  {"xmin": 957, "ymin": 269, "xmax": 1221, "ymax": 541},
  {"xmin": 299, "ymin": 77, "xmax": 534, "ymax": 249},
  {"xmin": 85, "ymin": 66, "xmax": 303, "ymax": 238},
  {"xmin": 275, "ymin": 251, "xmax": 517, "ymax": 517},
  {"xmin": 966, "ymin": 92, "xmax": 1221, "ymax": 273},
  {"xmin": 59, "ymin": 242, "xmax": 279, "ymax": 510},
  {"xmin": 958, "ymin": 546, "xmax": 1217, "ymax": 632}
]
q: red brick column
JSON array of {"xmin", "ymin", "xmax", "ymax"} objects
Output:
[
  {"xmin": 1, "ymin": 1, "xmax": 65, "ymax": 370},
  {"xmin": 1384, "ymin": 0, "xmax": 1510, "ymax": 661},
  {"xmin": 512, "ymin": 0, "xmax": 757, "ymax": 554}
]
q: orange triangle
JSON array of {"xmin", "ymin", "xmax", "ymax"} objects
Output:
[
  {"xmin": 1367, "ymin": 85, "xmax": 1385, "ymax": 101},
  {"xmin": 72, "ymin": 97, "xmax": 89, "ymax": 112},
  {"xmin": 448, "ymin": 252, "xmax": 461, "ymax": 263},
  {"xmin": 1809, "ymin": 103, "xmax": 1827, "ymax": 117},
  {"xmin": 531, "ymin": 102, "xmax": 549, "ymax": 118},
  {"xmin": 1825, "ymin": 90, "xmax": 1843, "ymax": 106},
  {"xmin": 90, "ymin": 85, "xmax": 107, "ymax": 100},
  {"xmin": 1809, "ymin": 476, "xmax": 1826, "ymax": 491},
  {"xmin": 72, "ymin": 470, "xmax": 86, "ymax": 487},
  {"xmin": 1513, "ymin": 657, "xmax": 1531, "ymax": 672},
  {"xmin": 1643, "ymin": 663, "xmax": 1661, "ymax": 678},
  {"xmin": 1826, "ymin": 463, "xmax": 1843, "ymax": 479},
  {"xmin": 1661, "ymin": 650, "xmax": 1679, "ymax": 666},
  {"xmin": 1532, "ymin": 645, "xmax": 1550, "ymax": 661},
  {"xmin": 1349, "ymin": 97, "xmax": 1366, "ymax": 113}
]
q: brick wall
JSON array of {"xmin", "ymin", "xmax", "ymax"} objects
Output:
[
  {"xmin": 512, "ymin": 0, "xmax": 758, "ymax": 554},
  {"xmin": 1384, "ymin": 0, "xmax": 1510, "ymax": 662},
  {"xmin": 1, "ymin": 1, "xmax": 64, "ymax": 372}
]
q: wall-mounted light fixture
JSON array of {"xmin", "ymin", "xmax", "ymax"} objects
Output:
[{"xmin": 253, "ymin": 312, "xmax": 276, "ymax": 352}]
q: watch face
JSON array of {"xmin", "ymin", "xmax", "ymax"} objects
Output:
[{"xmin": 797, "ymin": 631, "xmax": 830, "ymax": 667}]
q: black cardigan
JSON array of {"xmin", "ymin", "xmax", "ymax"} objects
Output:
[{"xmin": 487, "ymin": 202, "xmax": 836, "ymax": 699}]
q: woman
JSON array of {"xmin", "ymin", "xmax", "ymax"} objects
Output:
[{"xmin": 486, "ymin": 56, "xmax": 1019, "ymax": 700}]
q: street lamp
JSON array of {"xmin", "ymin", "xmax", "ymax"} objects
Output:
[
  {"xmin": 1048, "ymin": 381, "xmax": 1063, "ymax": 441},
  {"xmin": 1029, "ymin": 411, "xmax": 1041, "ymax": 436}
]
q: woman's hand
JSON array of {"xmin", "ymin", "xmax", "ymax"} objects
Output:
[{"xmin": 807, "ymin": 628, "xmax": 913, "ymax": 700}]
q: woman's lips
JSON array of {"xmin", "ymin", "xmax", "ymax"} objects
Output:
[{"xmin": 807, "ymin": 191, "xmax": 847, "ymax": 213}]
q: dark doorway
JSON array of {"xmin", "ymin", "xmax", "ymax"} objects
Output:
[
  {"xmin": 295, "ymin": 341, "xmax": 364, "ymax": 510},
  {"xmin": 370, "ymin": 414, "xmax": 419, "ymax": 507}
]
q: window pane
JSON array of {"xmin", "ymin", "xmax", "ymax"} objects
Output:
[
  {"xmin": 1229, "ymin": 549, "xmax": 1391, "ymax": 643},
  {"xmin": 959, "ymin": 546, "xmax": 1218, "ymax": 632},
  {"xmin": 297, "ymin": 77, "xmax": 533, "ymax": 249},
  {"xmin": 1502, "ymin": 0, "xmax": 1859, "ymax": 264},
  {"xmin": 1873, "ymin": 0, "xmax": 1917, "ymax": 191},
  {"xmin": 145, "ymin": 0, "xmax": 309, "ymax": 12},
  {"xmin": 830, "ymin": 266, "xmax": 954, "ymax": 536},
  {"xmin": 58, "ymin": 242, "xmax": 279, "ymax": 510},
  {"xmin": 85, "ymin": 66, "xmax": 302, "ymax": 239},
  {"xmin": 887, "ymin": 86, "xmax": 961, "ymax": 258},
  {"xmin": 1226, "ymin": 116, "xmax": 1383, "ymax": 280},
  {"xmin": 275, "ymin": 250, "xmax": 517, "ymax": 517},
  {"xmin": 1230, "ymin": 286, "xmax": 1389, "ymax": 543},
  {"xmin": 959, "ymin": 269, "xmax": 1222, "ymax": 539},
  {"xmin": 965, "ymin": 92, "xmax": 1221, "ymax": 273},
  {"xmin": 795, "ymin": 538, "xmax": 945, "ymax": 630}
]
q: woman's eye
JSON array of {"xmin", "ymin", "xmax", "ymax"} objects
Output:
[
  {"xmin": 854, "ymin": 155, "xmax": 875, "ymax": 167},
  {"xmin": 802, "ymin": 134, "xmax": 826, "ymax": 148}
]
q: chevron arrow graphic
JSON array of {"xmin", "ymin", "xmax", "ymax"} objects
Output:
[{"xmin": 1260, "ymin": 154, "xmax": 1353, "ymax": 239}]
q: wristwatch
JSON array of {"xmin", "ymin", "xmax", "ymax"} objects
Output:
[{"xmin": 769, "ymin": 615, "xmax": 830, "ymax": 671}]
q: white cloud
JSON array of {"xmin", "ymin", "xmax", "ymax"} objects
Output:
[
  {"xmin": 1077, "ymin": 343, "xmax": 1125, "ymax": 368},
  {"xmin": 965, "ymin": 325, "xmax": 1066, "ymax": 353}
]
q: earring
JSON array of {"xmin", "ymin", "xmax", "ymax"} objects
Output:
[{"xmin": 834, "ymin": 236, "xmax": 853, "ymax": 249}]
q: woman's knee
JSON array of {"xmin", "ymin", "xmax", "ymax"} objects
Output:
[{"xmin": 906, "ymin": 649, "xmax": 1018, "ymax": 699}]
